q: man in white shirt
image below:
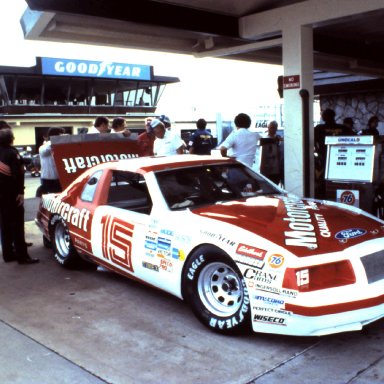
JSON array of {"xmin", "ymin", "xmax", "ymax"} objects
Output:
[
  {"xmin": 220, "ymin": 113, "xmax": 260, "ymax": 167},
  {"xmin": 38, "ymin": 126, "xmax": 65, "ymax": 194},
  {"xmin": 88, "ymin": 116, "xmax": 110, "ymax": 134},
  {"xmin": 151, "ymin": 119, "xmax": 185, "ymax": 156}
]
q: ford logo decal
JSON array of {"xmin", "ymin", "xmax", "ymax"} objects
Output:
[{"xmin": 335, "ymin": 228, "xmax": 367, "ymax": 240}]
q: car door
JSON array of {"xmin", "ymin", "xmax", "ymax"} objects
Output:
[{"xmin": 90, "ymin": 170, "xmax": 153, "ymax": 278}]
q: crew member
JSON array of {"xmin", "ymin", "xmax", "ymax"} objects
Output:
[
  {"xmin": 151, "ymin": 119, "xmax": 185, "ymax": 155},
  {"xmin": 0, "ymin": 128, "xmax": 39, "ymax": 264},
  {"xmin": 188, "ymin": 118, "xmax": 214, "ymax": 155}
]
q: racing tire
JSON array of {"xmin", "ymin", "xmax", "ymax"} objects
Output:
[
  {"xmin": 50, "ymin": 216, "xmax": 85, "ymax": 269},
  {"xmin": 182, "ymin": 245, "xmax": 251, "ymax": 335}
]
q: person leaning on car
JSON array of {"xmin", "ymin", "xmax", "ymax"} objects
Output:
[
  {"xmin": 151, "ymin": 119, "xmax": 185, "ymax": 155},
  {"xmin": 0, "ymin": 127, "xmax": 39, "ymax": 264},
  {"xmin": 38, "ymin": 126, "xmax": 65, "ymax": 196}
]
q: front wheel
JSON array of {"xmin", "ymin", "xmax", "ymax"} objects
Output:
[{"xmin": 182, "ymin": 245, "xmax": 251, "ymax": 334}]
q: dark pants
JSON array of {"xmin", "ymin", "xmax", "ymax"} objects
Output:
[
  {"xmin": 37, "ymin": 178, "xmax": 62, "ymax": 197},
  {"xmin": 0, "ymin": 191, "xmax": 28, "ymax": 261}
]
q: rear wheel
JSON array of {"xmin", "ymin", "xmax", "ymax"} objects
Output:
[
  {"xmin": 183, "ymin": 245, "xmax": 251, "ymax": 334},
  {"xmin": 51, "ymin": 216, "xmax": 84, "ymax": 269}
]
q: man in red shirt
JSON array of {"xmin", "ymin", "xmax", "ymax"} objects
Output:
[{"xmin": 137, "ymin": 117, "xmax": 155, "ymax": 156}]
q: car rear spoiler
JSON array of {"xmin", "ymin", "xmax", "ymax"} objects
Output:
[{"xmin": 51, "ymin": 133, "xmax": 142, "ymax": 189}]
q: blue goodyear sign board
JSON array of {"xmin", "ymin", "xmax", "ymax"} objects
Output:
[{"xmin": 41, "ymin": 57, "xmax": 151, "ymax": 80}]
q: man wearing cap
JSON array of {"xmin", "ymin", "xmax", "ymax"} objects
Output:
[
  {"xmin": 159, "ymin": 115, "xmax": 171, "ymax": 130},
  {"xmin": 151, "ymin": 119, "xmax": 185, "ymax": 156},
  {"xmin": 137, "ymin": 117, "xmax": 155, "ymax": 156}
]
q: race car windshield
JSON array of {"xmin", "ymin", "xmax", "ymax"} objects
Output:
[{"xmin": 155, "ymin": 164, "xmax": 280, "ymax": 210}]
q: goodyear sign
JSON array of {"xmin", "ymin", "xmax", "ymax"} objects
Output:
[{"xmin": 41, "ymin": 57, "xmax": 151, "ymax": 80}]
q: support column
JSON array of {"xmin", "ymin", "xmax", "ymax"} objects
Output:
[{"xmin": 282, "ymin": 25, "xmax": 314, "ymax": 197}]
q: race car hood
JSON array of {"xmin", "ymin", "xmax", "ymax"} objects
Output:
[{"xmin": 191, "ymin": 195, "xmax": 384, "ymax": 257}]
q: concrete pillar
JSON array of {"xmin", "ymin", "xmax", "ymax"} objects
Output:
[{"xmin": 282, "ymin": 25, "xmax": 314, "ymax": 197}]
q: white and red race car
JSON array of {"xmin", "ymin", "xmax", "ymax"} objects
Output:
[{"xmin": 36, "ymin": 155, "xmax": 384, "ymax": 336}]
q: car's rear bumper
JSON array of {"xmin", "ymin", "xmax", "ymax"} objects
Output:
[{"xmin": 251, "ymin": 301, "xmax": 384, "ymax": 336}]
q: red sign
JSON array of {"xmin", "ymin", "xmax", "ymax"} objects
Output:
[
  {"xmin": 283, "ymin": 75, "xmax": 300, "ymax": 90},
  {"xmin": 51, "ymin": 133, "xmax": 143, "ymax": 189}
]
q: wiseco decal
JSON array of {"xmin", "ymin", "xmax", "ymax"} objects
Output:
[
  {"xmin": 253, "ymin": 314, "xmax": 286, "ymax": 325},
  {"xmin": 282, "ymin": 197, "xmax": 318, "ymax": 249}
]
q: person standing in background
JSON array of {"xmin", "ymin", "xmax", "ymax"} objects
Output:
[
  {"xmin": 188, "ymin": 118, "xmax": 214, "ymax": 155},
  {"xmin": 0, "ymin": 121, "xmax": 33, "ymax": 249},
  {"xmin": 159, "ymin": 115, "xmax": 172, "ymax": 130},
  {"xmin": 88, "ymin": 116, "xmax": 110, "ymax": 134},
  {"xmin": 259, "ymin": 120, "xmax": 284, "ymax": 185},
  {"xmin": 111, "ymin": 117, "xmax": 131, "ymax": 137},
  {"xmin": 220, "ymin": 113, "xmax": 260, "ymax": 167},
  {"xmin": 0, "ymin": 128, "xmax": 38, "ymax": 264},
  {"xmin": 343, "ymin": 117, "xmax": 357, "ymax": 135},
  {"xmin": 151, "ymin": 119, "xmax": 185, "ymax": 155},
  {"xmin": 38, "ymin": 126, "xmax": 65, "ymax": 195},
  {"xmin": 137, "ymin": 117, "xmax": 155, "ymax": 156},
  {"xmin": 314, "ymin": 108, "xmax": 355, "ymax": 198},
  {"xmin": 361, "ymin": 115, "xmax": 380, "ymax": 136}
]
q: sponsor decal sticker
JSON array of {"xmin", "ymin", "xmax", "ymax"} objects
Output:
[
  {"xmin": 254, "ymin": 295, "xmax": 284, "ymax": 306},
  {"xmin": 200, "ymin": 230, "xmax": 236, "ymax": 247},
  {"xmin": 44, "ymin": 197, "xmax": 91, "ymax": 231},
  {"xmin": 253, "ymin": 282, "xmax": 298, "ymax": 298},
  {"xmin": 145, "ymin": 235, "xmax": 157, "ymax": 252},
  {"xmin": 253, "ymin": 314, "xmax": 287, "ymax": 325},
  {"xmin": 62, "ymin": 154, "xmax": 139, "ymax": 174},
  {"xmin": 172, "ymin": 247, "xmax": 185, "ymax": 261},
  {"xmin": 282, "ymin": 196, "xmax": 318, "ymax": 249},
  {"xmin": 335, "ymin": 228, "xmax": 367, "ymax": 240},
  {"xmin": 233, "ymin": 244, "xmax": 266, "ymax": 269},
  {"xmin": 142, "ymin": 261, "xmax": 159, "ymax": 272},
  {"xmin": 160, "ymin": 259, "xmax": 173, "ymax": 272},
  {"xmin": 267, "ymin": 254, "xmax": 285, "ymax": 269},
  {"xmin": 253, "ymin": 306, "xmax": 292, "ymax": 316},
  {"xmin": 236, "ymin": 244, "xmax": 266, "ymax": 259},
  {"xmin": 160, "ymin": 228, "xmax": 174, "ymax": 236},
  {"xmin": 244, "ymin": 268, "xmax": 278, "ymax": 285},
  {"xmin": 314, "ymin": 213, "xmax": 331, "ymax": 238},
  {"xmin": 157, "ymin": 237, "xmax": 171, "ymax": 257}
]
